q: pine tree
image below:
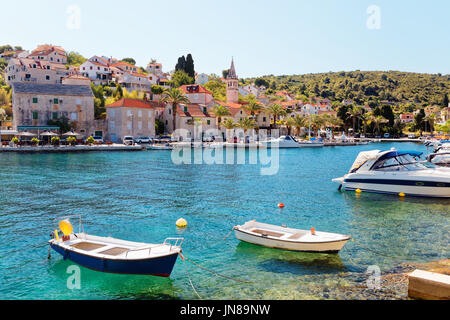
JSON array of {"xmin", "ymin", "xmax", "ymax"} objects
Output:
[
  {"xmin": 185, "ymin": 54, "xmax": 195, "ymax": 78},
  {"xmin": 443, "ymin": 94, "xmax": 449, "ymax": 108}
]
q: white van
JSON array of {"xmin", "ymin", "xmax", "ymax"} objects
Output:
[{"xmin": 123, "ymin": 136, "xmax": 134, "ymax": 146}]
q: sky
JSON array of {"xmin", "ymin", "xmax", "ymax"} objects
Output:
[{"xmin": 2, "ymin": 0, "xmax": 449, "ymax": 78}]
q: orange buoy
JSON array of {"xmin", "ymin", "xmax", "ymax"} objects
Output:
[
  {"xmin": 278, "ymin": 203, "xmax": 285, "ymax": 208},
  {"xmin": 311, "ymin": 227, "xmax": 316, "ymax": 235}
]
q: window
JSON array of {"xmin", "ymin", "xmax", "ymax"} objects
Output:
[
  {"xmin": 53, "ymin": 98, "xmax": 59, "ymax": 104},
  {"xmin": 70, "ymin": 112, "xmax": 78, "ymax": 121},
  {"xmin": 127, "ymin": 121, "xmax": 132, "ymax": 130},
  {"xmin": 184, "ymin": 106, "xmax": 188, "ymax": 112},
  {"xmin": 32, "ymin": 111, "xmax": 38, "ymax": 120},
  {"xmin": 76, "ymin": 99, "xmax": 81, "ymax": 105},
  {"xmin": 52, "ymin": 112, "xmax": 58, "ymax": 120},
  {"xmin": 263, "ymin": 117, "xmax": 266, "ymax": 122},
  {"xmin": 207, "ymin": 120, "xmax": 210, "ymax": 125},
  {"xmin": 32, "ymin": 97, "xmax": 38, "ymax": 103},
  {"xmin": 127, "ymin": 110, "xmax": 132, "ymax": 117},
  {"xmin": 46, "ymin": 75, "xmax": 50, "ymax": 80},
  {"xmin": 138, "ymin": 121, "xmax": 142, "ymax": 130},
  {"xmin": 148, "ymin": 121, "xmax": 152, "ymax": 128},
  {"xmin": 148, "ymin": 111, "xmax": 152, "ymax": 117},
  {"xmin": 110, "ymin": 110, "xmax": 115, "ymax": 118},
  {"xmin": 138, "ymin": 110, "xmax": 142, "ymax": 118},
  {"xmin": 109, "ymin": 121, "xmax": 115, "ymax": 129}
]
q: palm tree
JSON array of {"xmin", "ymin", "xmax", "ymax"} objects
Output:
[
  {"xmin": 292, "ymin": 115, "xmax": 307, "ymax": 136},
  {"xmin": 266, "ymin": 104, "xmax": 287, "ymax": 129},
  {"xmin": 242, "ymin": 100, "xmax": 262, "ymax": 118},
  {"xmin": 424, "ymin": 114, "xmax": 436, "ymax": 134},
  {"xmin": 310, "ymin": 114, "xmax": 326, "ymax": 137},
  {"xmin": 358, "ymin": 111, "xmax": 370, "ymax": 137},
  {"xmin": 346, "ymin": 106, "xmax": 363, "ymax": 133},
  {"xmin": 211, "ymin": 105, "xmax": 231, "ymax": 131},
  {"xmin": 222, "ymin": 118, "xmax": 236, "ymax": 142},
  {"xmin": 160, "ymin": 88, "xmax": 190, "ymax": 134},
  {"xmin": 370, "ymin": 115, "xmax": 388, "ymax": 136},
  {"xmin": 236, "ymin": 117, "xmax": 257, "ymax": 131}
]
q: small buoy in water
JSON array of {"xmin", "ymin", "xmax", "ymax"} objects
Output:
[
  {"xmin": 311, "ymin": 227, "xmax": 316, "ymax": 235},
  {"xmin": 176, "ymin": 218, "xmax": 187, "ymax": 228},
  {"xmin": 399, "ymin": 192, "xmax": 405, "ymax": 197},
  {"xmin": 355, "ymin": 189, "xmax": 362, "ymax": 194},
  {"xmin": 278, "ymin": 203, "xmax": 285, "ymax": 208}
]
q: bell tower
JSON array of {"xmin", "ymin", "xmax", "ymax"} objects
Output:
[{"xmin": 226, "ymin": 58, "xmax": 239, "ymax": 104}]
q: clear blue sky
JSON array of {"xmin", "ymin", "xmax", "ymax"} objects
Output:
[{"xmin": 2, "ymin": 0, "xmax": 449, "ymax": 78}]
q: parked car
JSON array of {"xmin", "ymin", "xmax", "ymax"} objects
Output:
[
  {"xmin": 383, "ymin": 133, "xmax": 390, "ymax": 138},
  {"xmin": 93, "ymin": 136, "xmax": 104, "ymax": 143},
  {"xmin": 123, "ymin": 136, "xmax": 134, "ymax": 145},
  {"xmin": 408, "ymin": 134, "xmax": 416, "ymax": 139},
  {"xmin": 134, "ymin": 136, "xmax": 151, "ymax": 144}
]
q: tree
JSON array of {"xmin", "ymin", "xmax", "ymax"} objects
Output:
[
  {"xmin": 47, "ymin": 116, "xmax": 73, "ymax": 133},
  {"xmin": 0, "ymin": 108, "xmax": 7, "ymax": 127},
  {"xmin": 151, "ymin": 85, "xmax": 164, "ymax": 95},
  {"xmin": 222, "ymin": 69, "xmax": 230, "ymax": 79},
  {"xmin": 66, "ymin": 51, "xmax": 86, "ymax": 66},
  {"xmin": 121, "ymin": 58, "xmax": 136, "ymax": 65},
  {"xmin": 236, "ymin": 117, "xmax": 257, "ymax": 131},
  {"xmin": 370, "ymin": 115, "xmax": 388, "ymax": 136},
  {"xmin": 443, "ymin": 94, "xmax": 449, "ymax": 108},
  {"xmin": 254, "ymin": 78, "xmax": 269, "ymax": 88},
  {"xmin": 160, "ymin": 88, "xmax": 190, "ymax": 134},
  {"xmin": 91, "ymin": 84, "xmax": 105, "ymax": 119},
  {"xmin": 175, "ymin": 56, "xmax": 186, "ymax": 72},
  {"xmin": 414, "ymin": 109, "xmax": 426, "ymax": 134},
  {"xmin": 291, "ymin": 115, "xmax": 307, "ymax": 136},
  {"xmin": 211, "ymin": 105, "xmax": 231, "ymax": 131},
  {"xmin": 346, "ymin": 106, "xmax": 363, "ymax": 132},
  {"xmin": 266, "ymin": 104, "xmax": 286, "ymax": 129},
  {"xmin": 242, "ymin": 99, "xmax": 262, "ymax": 118},
  {"xmin": 185, "ymin": 54, "xmax": 195, "ymax": 79},
  {"xmin": 171, "ymin": 70, "xmax": 194, "ymax": 87},
  {"xmin": 115, "ymin": 84, "xmax": 123, "ymax": 99}
]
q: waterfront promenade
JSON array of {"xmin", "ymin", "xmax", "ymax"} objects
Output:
[{"xmin": 0, "ymin": 144, "xmax": 145, "ymax": 153}]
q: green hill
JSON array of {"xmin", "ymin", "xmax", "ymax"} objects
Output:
[{"xmin": 245, "ymin": 71, "xmax": 450, "ymax": 108}]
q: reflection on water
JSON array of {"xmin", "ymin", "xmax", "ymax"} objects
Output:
[
  {"xmin": 235, "ymin": 242, "xmax": 348, "ymax": 275},
  {"xmin": 0, "ymin": 142, "xmax": 448, "ymax": 299}
]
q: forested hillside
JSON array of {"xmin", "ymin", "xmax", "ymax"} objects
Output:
[{"xmin": 245, "ymin": 71, "xmax": 450, "ymax": 108}]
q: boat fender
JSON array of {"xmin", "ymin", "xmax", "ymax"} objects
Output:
[
  {"xmin": 355, "ymin": 189, "xmax": 362, "ymax": 194},
  {"xmin": 311, "ymin": 227, "xmax": 316, "ymax": 235},
  {"xmin": 399, "ymin": 193, "xmax": 405, "ymax": 197},
  {"xmin": 54, "ymin": 230, "xmax": 60, "ymax": 242},
  {"xmin": 278, "ymin": 203, "xmax": 285, "ymax": 208}
]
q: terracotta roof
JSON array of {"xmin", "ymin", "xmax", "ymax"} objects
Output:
[
  {"xmin": 179, "ymin": 84, "xmax": 212, "ymax": 95},
  {"xmin": 62, "ymin": 74, "xmax": 90, "ymax": 80},
  {"xmin": 106, "ymin": 98, "xmax": 164, "ymax": 109},
  {"xmin": 177, "ymin": 104, "xmax": 211, "ymax": 118}
]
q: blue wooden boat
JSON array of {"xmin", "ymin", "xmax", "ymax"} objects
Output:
[{"xmin": 49, "ymin": 217, "xmax": 183, "ymax": 277}]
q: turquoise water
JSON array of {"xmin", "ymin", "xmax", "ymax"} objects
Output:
[{"xmin": 0, "ymin": 142, "xmax": 448, "ymax": 300}]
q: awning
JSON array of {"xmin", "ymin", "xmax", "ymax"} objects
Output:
[{"xmin": 17, "ymin": 126, "xmax": 60, "ymax": 131}]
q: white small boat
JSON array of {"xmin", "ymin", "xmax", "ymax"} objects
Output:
[
  {"xmin": 234, "ymin": 220, "xmax": 350, "ymax": 253},
  {"xmin": 147, "ymin": 144, "xmax": 173, "ymax": 150},
  {"xmin": 296, "ymin": 140, "xmax": 324, "ymax": 148}
]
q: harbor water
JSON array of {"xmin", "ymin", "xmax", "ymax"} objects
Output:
[{"xmin": 0, "ymin": 142, "xmax": 448, "ymax": 299}]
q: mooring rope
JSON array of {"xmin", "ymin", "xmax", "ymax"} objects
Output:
[
  {"xmin": 179, "ymin": 253, "xmax": 253, "ymax": 284},
  {"xmin": 223, "ymin": 227, "xmax": 235, "ymax": 240},
  {"xmin": 180, "ymin": 254, "xmax": 202, "ymax": 299}
]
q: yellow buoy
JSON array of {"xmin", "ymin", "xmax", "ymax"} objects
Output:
[
  {"xmin": 399, "ymin": 192, "xmax": 405, "ymax": 197},
  {"xmin": 176, "ymin": 218, "xmax": 187, "ymax": 228},
  {"xmin": 355, "ymin": 189, "xmax": 362, "ymax": 194},
  {"xmin": 59, "ymin": 220, "xmax": 73, "ymax": 236}
]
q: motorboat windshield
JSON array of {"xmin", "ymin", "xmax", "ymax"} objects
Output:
[{"xmin": 371, "ymin": 152, "xmax": 427, "ymax": 171}]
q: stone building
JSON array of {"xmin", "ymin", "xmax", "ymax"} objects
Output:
[
  {"xmin": 11, "ymin": 82, "xmax": 95, "ymax": 136},
  {"xmin": 105, "ymin": 98, "xmax": 161, "ymax": 142}
]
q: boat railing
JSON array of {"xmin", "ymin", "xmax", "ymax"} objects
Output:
[{"xmin": 124, "ymin": 238, "xmax": 183, "ymax": 258}]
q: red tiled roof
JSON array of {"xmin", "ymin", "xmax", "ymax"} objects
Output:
[
  {"xmin": 179, "ymin": 84, "xmax": 212, "ymax": 95},
  {"xmin": 177, "ymin": 104, "xmax": 211, "ymax": 117},
  {"xmin": 106, "ymin": 98, "xmax": 164, "ymax": 109}
]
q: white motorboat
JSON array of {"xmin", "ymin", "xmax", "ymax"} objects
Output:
[
  {"xmin": 259, "ymin": 135, "xmax": 302, "ymax": 148},
  {"xmin": 296, "ymin": 140, "xmax": 324, "ymax": 148},
  {"xmin": 427, "ymin": 143, "xmax": 450, "ymax": 167},
  {"xmin": 233, "ymin": 220, "xmax": 350, "ymax": 253},
  {"xmin": 147, "ymin": 144, "xmax": 173, "ymax": 150},
  {"xmin": 332, "ymin": 148, "xmax": 450, "ymax": 197}
]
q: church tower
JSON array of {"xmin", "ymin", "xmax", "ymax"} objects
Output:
[{"xmin": 226, "ymin": 58, "xmax": 239, "ymax": 104}]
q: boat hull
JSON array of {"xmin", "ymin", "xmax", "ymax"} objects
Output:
[
  {"xmin": 339, "ymin": 178, "xmax": 450, "ymax": 198},
  {"xmin": 50, "ymin": 242, "xmax": 179, "ymax": 277},
  {"xmin": 234, "ymin": 229, "xmax": 348, "ymax": 253}
]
